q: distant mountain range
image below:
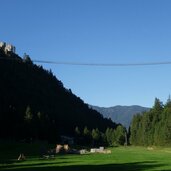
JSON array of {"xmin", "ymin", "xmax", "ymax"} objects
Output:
[{"xmin": 90, "ymin": 105, "xmax": 150, "ymax": 129}]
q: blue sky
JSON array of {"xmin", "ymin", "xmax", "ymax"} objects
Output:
[{"xmin": 1, "ymin": 0, "xmax": 171, "ymax": 107}]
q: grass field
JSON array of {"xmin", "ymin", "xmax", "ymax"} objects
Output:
[{"xmin": 1, "ymin": 143, "xmax": 171, "ymax": 171}]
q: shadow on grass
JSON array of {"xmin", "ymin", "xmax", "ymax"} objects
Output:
[
  {"xmin": 0, "ymin": 161, "xmax": 167, "ymax": 171},
  {"xmin": 0, "ymin": 161, "xmax": 72, "ymax": 170}
]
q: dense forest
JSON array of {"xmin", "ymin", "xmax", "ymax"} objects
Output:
[
  {"xmin": 0, "ymin": 48, "xmax": 121, "ymax": 143},
  {"xmin": 74, "ymin": 125, "xmax": 126, "ymax": 146},
  {"xmin": 130, "ymin": 97, "xmax": 171, "ymax": 146}
]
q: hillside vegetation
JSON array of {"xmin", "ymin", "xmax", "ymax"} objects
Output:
[
  {"xmin": 0, "ymin": 49, "xmax": 117, "ymax": 142},
  {"xmin": 130, "ymin": 98, "xmax": 171, "ymax": 146}
]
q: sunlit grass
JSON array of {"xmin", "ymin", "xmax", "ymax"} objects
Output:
[{"xmin": 1, "ymin": 143, "xmax": 171, "ymax": 171}]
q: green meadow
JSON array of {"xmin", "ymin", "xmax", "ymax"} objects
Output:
[{"xmin": 1, "ymin": 143, "xmax": 171, "ymax": 171}]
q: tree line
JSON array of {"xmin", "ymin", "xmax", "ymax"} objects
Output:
[
  {"xmin": 74, "ymin": 125, "xmax": 126, "ymax": 146},
  {"xmin": 130, "ymin": 97, "xmax": 171, "ymax": 146}
]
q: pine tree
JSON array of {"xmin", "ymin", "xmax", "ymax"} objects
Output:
[
  {"xmin": 153, "ymin": 98, "xmax": 163, "ymax": 113},
  {"xmin": 92, "ymin": 128, "xmax": 101, "ymax": 146},
  {"xmin": 24, "ymin": 106, "xmax": 33, "ymax": 123},
  {"xmin": 83, "ymin": 126, "xmax": 91, "ymax": 145},
  {"xmin": 105, "ymin": 128, "xmax": 112, "ymax": 146},
  {"xmin": 130, "ymin": 114, "xmax": 143, "ymax": 145},
  {"xmin": 75, "ymin": 126, "xmax": 81, "ymax": 137},
  {"xmin": 24, "ymin": 106, "xmax": 33, "ymax": 140},
  {"xmin": 115, "ymin": 125, "xmax": 126, "ymax": 145},
  {"xmin": 83, "ymin": 126, "xmax": 90, "ymax": 137}
]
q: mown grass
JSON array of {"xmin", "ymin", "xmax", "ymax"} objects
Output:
[{"xmin": 1, "ymin": 143, "xmax": 171, "ymax": 171}]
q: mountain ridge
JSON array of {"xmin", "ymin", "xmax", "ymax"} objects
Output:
[{"xmin": 90, "ymin": 105, "xmax": 150, "ymax": 129}]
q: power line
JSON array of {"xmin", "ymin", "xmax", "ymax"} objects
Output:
[
  {"xmin": 33, "ymin": 60, "xmax": 171, "ymax": 67},
  {"xmin": 1, "ymin": 57, "xmax": 171, "ymax": 67}
]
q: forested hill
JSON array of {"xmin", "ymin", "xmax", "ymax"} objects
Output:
[
  {"xmin": 0, "ymin": 49, "xmax": 117, "ymax": 142},
  {"xmin": 130, "ymin": 98, "xmax": 171, "ymax": 146},
  {"xmin": 90, "ymin": 105, "xmax": 150, "ymax": 129}
]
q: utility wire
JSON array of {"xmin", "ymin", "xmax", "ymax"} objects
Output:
[
  {"xmin": 1, "ymin": 56, "xmax": 171, "ymax": 67},
  {"xmin": 33, "ymin": 60, "xmax": 171, "ymax": 67}
]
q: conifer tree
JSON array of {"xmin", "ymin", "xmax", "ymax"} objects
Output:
[
  {"xmin": 92, "ymin": 128, "xmax": 101, "ymax": 146},
  {"xmin": 75, "ymin": 126, "xmax": 81, "ymax": 136},
  {"xmin": 115, "ymin": 125, "xmax": 126, "ymax": 145},
  {"xmin": 24, "ymin": 106, "xmax": 33, "ymax": 123}
]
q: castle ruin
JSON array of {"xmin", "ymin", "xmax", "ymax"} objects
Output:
[{"xmin": 0, "ymin": 41, "xmax": 16, "ymax": 54}]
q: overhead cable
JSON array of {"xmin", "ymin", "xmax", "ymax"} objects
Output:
[
  {"xmin": 33, "ymin": 60, "xmax": 171, "ymax": 67},
  {"xmin": 1, "ymin": 57, "xmax": 171, "ymax": 67}
]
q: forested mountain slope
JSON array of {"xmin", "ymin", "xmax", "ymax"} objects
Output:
[{"xmin": 0, "ymin": 49, "xmax": 117, "ymax": 142}]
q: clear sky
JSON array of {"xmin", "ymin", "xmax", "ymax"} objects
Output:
[{"xmin": 1, "ymin": 0, "xmax": 171, "ymax": 107}]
